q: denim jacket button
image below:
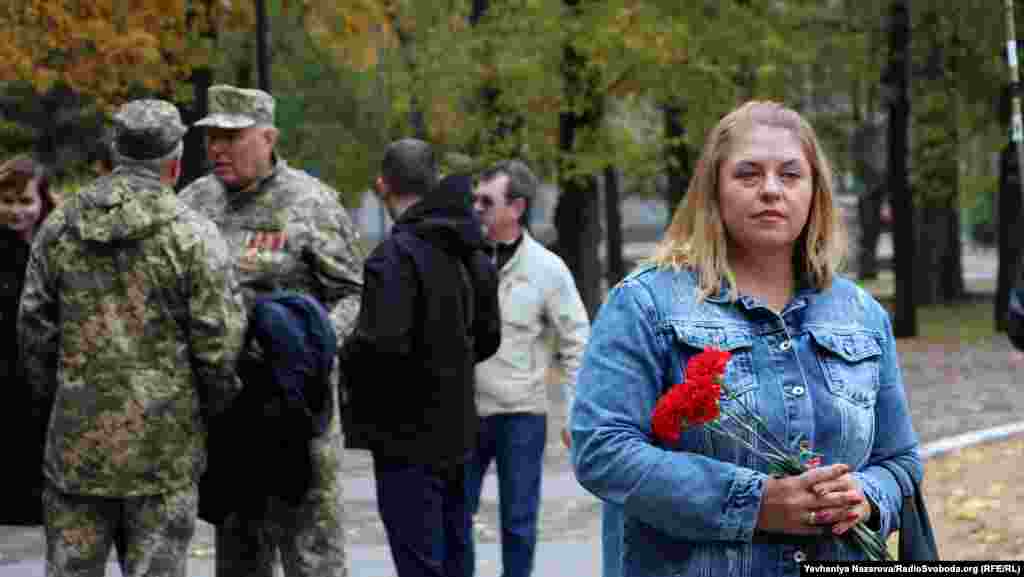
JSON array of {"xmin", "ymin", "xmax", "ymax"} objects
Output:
[
  {"xmin": 779, "ymin": 340, "xmax": 792, "ymax": 351},
  {"xmin": 793, "ymin": 550, "xmax": 807, "ymax": 563}
]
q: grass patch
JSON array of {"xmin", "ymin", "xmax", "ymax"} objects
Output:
[
  {"xmin": 854, "ymin": 270, "xmax": 995, "ymax": 300},
  {"xmin": 911, "ymin": 300, "xmax": 998, "ymax": 343},
  {"xmin": 853, "ymin": 271, "xmax": 999, "ymax": 344}
]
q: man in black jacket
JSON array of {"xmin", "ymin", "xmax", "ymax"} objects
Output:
[{"xmin": 341, "ymin": 139, "xmax": 501, "ymax": 577}]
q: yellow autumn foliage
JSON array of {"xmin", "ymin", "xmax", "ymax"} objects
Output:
[
  {"xmin": 0, "ymin": 0, "xmax": 254, "ymax": 108},
  {"xmin": 301, "ymin": 0, "xmax": 396, "ymax": 70}
]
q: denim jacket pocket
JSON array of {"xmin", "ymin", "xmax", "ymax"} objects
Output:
[
  {"xmin": 670, "ymin": 324, "xmax": 756, "ymax": 397},
  {"xmin": 808, "ymin": 327, "xmax": 882, "ymax": 407},
  {"xmin": 670, "ymin": 324, "xmax": 757, "ymax": 460}
]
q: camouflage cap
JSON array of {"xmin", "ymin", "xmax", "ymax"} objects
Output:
[
  {"xmin": 113, "ymin": 99, "xmax": 188, "ymax": 160},
  {"xmin": 194, "ymin": 85, "xmax": 275, "ymax": 129}
]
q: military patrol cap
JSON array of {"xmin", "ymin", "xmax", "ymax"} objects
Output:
[
  {"xmin": 113, "ymin": 99, "xmax": 188, "ymax": 160},
  {"xmin": 194, "ymin": 84, "xmax": 275, "ymax": 129}
]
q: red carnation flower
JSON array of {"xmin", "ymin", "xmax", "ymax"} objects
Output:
[{"xmin": 651, "ymin": 348, "xmax": 731, "ymax": 444}]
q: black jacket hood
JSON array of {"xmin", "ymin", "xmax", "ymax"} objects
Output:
[{"xmin": 392, "ymin": 177, "xmax": 487, "ymax": 257}]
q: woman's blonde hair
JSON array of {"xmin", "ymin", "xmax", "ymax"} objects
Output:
[{"xmin": 649, "ymin": 100, "xmax": 847, "ymax": 301}]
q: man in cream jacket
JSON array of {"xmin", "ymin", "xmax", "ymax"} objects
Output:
[{"xmin": 465, "ymin": 159, "xmax": 590, "ymax": 577}]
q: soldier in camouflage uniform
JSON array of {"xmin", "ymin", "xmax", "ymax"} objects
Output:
[
  {"xmin": 180, "ymin": 84, "xmax": 364, "ymax": 577},
  {"xmin": 17, "ymin": 99, "xmax": 247, "ymax": 577}
]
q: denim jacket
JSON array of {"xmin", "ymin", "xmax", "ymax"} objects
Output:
[{"xmin": 570, "ymin": 265, "xmax": 922, "ymax": 577}]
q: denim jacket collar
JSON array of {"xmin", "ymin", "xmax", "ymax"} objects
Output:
[{"xmin": 705, "ymin": 270, "xmax": 816, "ymax": 317}]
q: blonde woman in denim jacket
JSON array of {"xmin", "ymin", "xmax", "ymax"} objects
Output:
[{"xmin": 570, "ymin": 101, "xmax": 921, "ymax": 577}]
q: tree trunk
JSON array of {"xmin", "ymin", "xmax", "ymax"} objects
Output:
[
  {"xmin": 908, "ymin": 9, "xmax": 964, "ymax": 306},
  {"xmin": 556, "ymin": 175, "xmax": 602, "ymax": 318},
  {"xmin": 605, "ymin": 165, "xmax": 626, "ymax": 286},
  {"xmin": 558, "ymin": 0, "xmax": 603, "ymax": 318},
  {"xmin": 856, "ymin": 184, "xmax": 886, "ymax": 279},
  {"xmin": 663, "ymin": 103, "xmax": 689, "ymax": 217},
  {"xmin": 178, "ymin": 67, "xmax": 212, "ymax": 190},
  {"xmin": 236, "ymin": 51, "xmax": 253, "ymax": 88},
  {"xmin": 914, "ymin": 206, "xmax": 964, "ymax": 304},
  {"xmin": 179, "ymin": 0, "xmax": 215, "ymax": 190},
  {"xmin": 940, "ymin": 203, "xmax": 964, "ymax": 300},
  {"xmin": 887, "ymin": 0, "xmax": 916, "ymax": 337},
  {"xmin": 36, "ymin": 89, "xmax": 62, "ymax": 167},
  {"xmin": 390, "ymin": 13, "xmax": 426, "ymax": 138},
  {"xmin": 256, "ymin": 0, "xmax": 271, "ymax": 92},
  {"xmin": 467, "ymin": 0, "xmax": 523, "ymax": 158},
  {"xmin": 851, "ymin": 122, "xmax": 887, "ymax": 280}
]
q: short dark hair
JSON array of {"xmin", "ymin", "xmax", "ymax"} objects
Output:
[
  {"xmin": 380, "ymin": 138, "xmax": 438, "ymax": 199},
  {"xmin": 479, "ymin": 159, "xmax": 537, "ymax": 227}
]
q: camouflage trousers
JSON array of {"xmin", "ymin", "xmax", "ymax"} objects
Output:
[
  {"xmin": 214, "ymin": 432, "xmax": 347, "ymax": 577},
  {"xmin": 42, "ymin": 481, "xmax": 198, "ymax": 577}
]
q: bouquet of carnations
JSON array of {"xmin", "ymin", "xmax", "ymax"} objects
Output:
[{"xmin": 651, "ymin": 347, "xmax": 891, "ymax": 561}]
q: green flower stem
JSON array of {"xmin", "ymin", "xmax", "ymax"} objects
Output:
[
  {"xmin": 848, "ymin": 523, "xmax": 892, "ymax": 561},
  {"xmin": 715, "ymin": 410, "xmax": 793, "ymax": 463},
  {"xmin": 721, "ymin": 395, "xmax": 794, "ymax": 457},
  {"xmin": 704, "ymin": 421, "xmax": 793, "ymax": 470}
]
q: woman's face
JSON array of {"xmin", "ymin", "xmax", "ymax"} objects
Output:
[
  {"xmin": 717, "ymin": 124, "xmax": 814, "ymax": 257},
  {"xmin": 0, "ymin": 177, "xmax": 43, "ymax": 236}
]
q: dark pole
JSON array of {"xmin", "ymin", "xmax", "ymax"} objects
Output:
[
  {"xmin": 998, "ymin": 0, "xmax": 1024, "ymax": 329},
  {"xmin": 1006, "ymin": 0, "xmax": 1024, "ymax": 181},
  {"xmin": 256, "ymin": 0, "xmax": 271, "ymax": 91},
  {"xmin": 997, "ymin": 139, "xmax": 1020, "ymax": 330}
]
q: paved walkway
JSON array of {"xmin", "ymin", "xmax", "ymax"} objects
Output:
[{"xmin": 0, "ymin": 543, "xmax": 605, "ymax": 577}]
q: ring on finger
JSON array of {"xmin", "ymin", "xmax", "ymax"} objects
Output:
[{"xmin": 804, "ymin": 510, "xmax": 817, "ymax": 525}]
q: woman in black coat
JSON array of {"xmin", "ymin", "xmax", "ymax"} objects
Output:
[{"xmin": 0, "ymin": 154, "xmax": 55, "ymax": 526}]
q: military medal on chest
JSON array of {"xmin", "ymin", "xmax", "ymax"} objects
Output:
[{"xmin": 239, "ymin": 229, "xmax": 288, "ymax": 271}]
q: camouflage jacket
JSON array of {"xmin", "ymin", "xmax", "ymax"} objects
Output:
[
  {"xmin": 180, "ymin": 158, "xmax": 364, "ymax": 497},
  {"xmin": 180, "ymin": 159, "xmax": 364, "ymax": 342},
  {"xmin": 18, "ymin": 165, "xmax": 247, "ymax": 497}
]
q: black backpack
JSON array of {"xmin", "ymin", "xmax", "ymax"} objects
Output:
[{"xmin": 199, "ymin": 291, "xmax": 337, "ymax": 523}]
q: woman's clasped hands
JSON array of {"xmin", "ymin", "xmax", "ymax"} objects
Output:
[{"xmin": 756, "ymin": 463, "xmax": 874, "ymax": 537}]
